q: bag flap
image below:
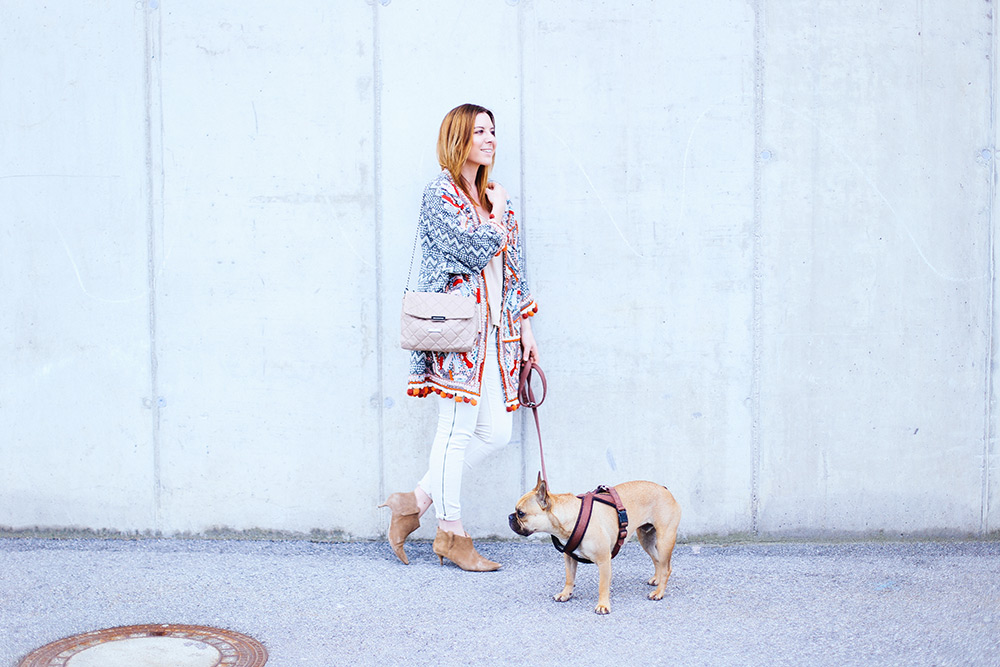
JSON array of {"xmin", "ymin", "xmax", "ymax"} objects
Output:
[{"xmin": 402, "ymin": 291, "xmax": 476, "ymax": 320}]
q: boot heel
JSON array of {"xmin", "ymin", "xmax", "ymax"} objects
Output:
[{"xmin": 379, "ymin": 492, "xmax": 421, "ymax": 565}]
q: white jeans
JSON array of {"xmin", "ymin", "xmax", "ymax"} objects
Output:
[{"xmin": 418, "ymin": 331, "xmax": 513, "ymax": 521}]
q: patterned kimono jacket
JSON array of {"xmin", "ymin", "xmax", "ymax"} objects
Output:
[{"xmin": 407, "ymin": 170, "xmax": 538, "ymax": 410}]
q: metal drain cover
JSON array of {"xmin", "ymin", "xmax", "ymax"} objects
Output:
[{"xmin": 19, "ymin": 624, "xmax": 267, "ymax": 667}]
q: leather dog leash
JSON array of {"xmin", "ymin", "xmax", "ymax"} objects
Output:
[{"xmin": 518, "ymin": 359, "xmax": 548, "ymax": 484}]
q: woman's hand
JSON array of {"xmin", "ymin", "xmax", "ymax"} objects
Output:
[
  {"xmin": 485, "ymin": 181, "xmax": 508, "ymax": 221},
  {"xmin": 520, "ymin": 317, "xmax": 539, "ymax": 363}
]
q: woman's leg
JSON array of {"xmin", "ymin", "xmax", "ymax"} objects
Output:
[
  {"xmin": 416, "ymin": 396, "xmax": 479, "ymax": 530},
  {"xmin": 413, "ymin": 486, "xmax": 433, "ymax": 516},
  {"xmin": 416, "ymin": 333, "xmax": 513, "ymax": 533},
  {"xmin": 463, "ymin": 341, "xmax": 513, "ymax": 470}
]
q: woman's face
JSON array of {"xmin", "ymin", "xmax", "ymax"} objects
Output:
[{"xmin": 465, "ymin": 112, "xmax": 496, "ymax": 167}]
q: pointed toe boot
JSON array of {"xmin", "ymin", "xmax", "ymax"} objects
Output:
[
  {"xmin": 378, "ymin": 492, "xmax": 421, "ymax": 565},
  {"xmin": 432, "ymin": 529, "xmax": 501, "ymax": 572}
]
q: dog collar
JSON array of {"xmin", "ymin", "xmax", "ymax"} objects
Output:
[{"xmin": 551, "ymin": 485, "xmax": 629, "ymax": 564}]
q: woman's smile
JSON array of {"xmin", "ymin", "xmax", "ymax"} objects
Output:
[{"xmin": 467, "ymin": 112, "xmax": 496, "ymax": 167}]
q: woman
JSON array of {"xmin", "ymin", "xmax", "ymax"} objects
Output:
[{"xmin": 380, "ymin": 103, "xmax": 539, "ymax": 571}]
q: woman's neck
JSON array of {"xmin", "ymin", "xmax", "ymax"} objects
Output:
[{"xmin": 459, "ymin": 164, "xmax": 480, "ymax": 203}]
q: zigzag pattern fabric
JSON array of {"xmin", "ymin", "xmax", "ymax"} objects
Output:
[{"xmin": 407, "ymin": 171, "xmax": 538, "ymax": 410}]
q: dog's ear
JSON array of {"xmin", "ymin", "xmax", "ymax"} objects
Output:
[
  {"xmin": 534, "ymin": 472, "xmax": 550, "ymax": 510},
  {"xmin": 532, "ymin": 471, "xmax": 546, "ymax": 494}
]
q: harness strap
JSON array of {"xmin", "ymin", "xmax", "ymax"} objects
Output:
[
  {"xmin": 596, "ymin": 486, "xmax": 629, "ymax": 558},
  {"xmin": 551, "ymin": 485, "xmax": 629, "ymax": 564},
  {"xmin": 551, "ymin": 492, "xmax": 594, "ymax": 559}
]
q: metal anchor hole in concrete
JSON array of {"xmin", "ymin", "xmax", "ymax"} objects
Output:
[{"xmin": 19, "ymin": 624, "xmax": 267, "ymax": 667}]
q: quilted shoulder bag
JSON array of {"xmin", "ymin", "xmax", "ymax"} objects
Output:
[{"xmin": 400, "ymin": 227, "xmax": 479, "ymax": 353}]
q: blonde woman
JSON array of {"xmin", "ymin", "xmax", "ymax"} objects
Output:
[{"xmin": 380, "ymin": 104, "xmax": 539, "ymax": 571}]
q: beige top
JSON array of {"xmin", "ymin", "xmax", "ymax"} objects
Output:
[{"xmin": 484, "ymin": 251, "xmax": 503, "ymax": 329}]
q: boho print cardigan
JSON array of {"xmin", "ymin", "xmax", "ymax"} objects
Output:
[{"xmin": 406, "ymin": 170, "xmax": 538, "ymax": 410}]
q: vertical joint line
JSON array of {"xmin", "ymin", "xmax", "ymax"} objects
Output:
[
  {"xmin": 750, "ymin": 0, "xmax": 765, "ymax": 537},
  {"xmin": 372, "ymin": 1, "xmax": 387, "ymax": 517},
  {"xmin": 143, "ymin": 4, "xmax": 164, "ymax": 533},
  {"xmin": 516, "ymin": 3, "xmax": 528, "ymax": 489},
  {"xmin": 983, "ymin": 4, "xmax": 998, "ymax": 536},
  {"xmin": 517, "ymin": 0, "xmax": 528, "ymax": 491}
]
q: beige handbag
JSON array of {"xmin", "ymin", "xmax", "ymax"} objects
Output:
[
  {"xmin": 400, "ymin": 228, "xmax": 479, "ymax": 353},
  {"xmin": 400, "ymin": 290, "xmax": 478, "ymax": 352}
]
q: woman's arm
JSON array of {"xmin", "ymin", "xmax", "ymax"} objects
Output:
[
  {"xmin": 520, "ymin": 315, "xmax": 539, "ymax": 363},
  {"xmin": 422, "ymin": 183, "xmax": 505, "ymax": 274}
]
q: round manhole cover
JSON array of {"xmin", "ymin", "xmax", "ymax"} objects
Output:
[{"xmin": 19, "ymin": 624, "xmax": 267, "ymax": 667}]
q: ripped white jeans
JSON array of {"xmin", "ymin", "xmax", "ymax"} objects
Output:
[{"xmin": 417, "ymin": 331, "xmax": 513, "ymax": 521}]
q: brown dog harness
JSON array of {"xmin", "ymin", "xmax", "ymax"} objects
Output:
[
  {"xmin": 551, "ymin": 485, "xmax": 629, "ymax": 564},
  {"xmin": 518, "ymin": 364, "xmax": 628, "ymax": 563}
]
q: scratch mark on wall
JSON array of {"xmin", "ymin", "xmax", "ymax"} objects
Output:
[
  {"xmin": 48, "ymin": 221, "xmax": 143, "ymax": 304},
  {"xmin": 775, "ymin": 100, "xmax": 988, "ymax": 283},
  {"xmin": 679, "ymin": 98, "xmax": 738, "ymax": 232},
  {"xmin": 44, "ymin": 214, "xmax": 176, "ymax": 305},
  {"xmin": 542, "ymin": 123, "xmax": 644, "ymax": 258},
  {"xmin": 337, "ymin": 224, "xmax": 374, "ymax": 269}
]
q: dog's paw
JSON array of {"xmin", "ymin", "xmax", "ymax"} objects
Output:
[
  {"xmin": 594, "ymin": 604, "xmax": 611, "ymax": 615},
  {"xmin": 647, "ymin": 576, "xmax": 659, "ymax": 586},
  {"xmin": 553, "ymin": 591, "xmax": 573, "ymax": 602},
  {"xmin": 648, "ymin": 589, "xmax": 665, "ymax": 601}
]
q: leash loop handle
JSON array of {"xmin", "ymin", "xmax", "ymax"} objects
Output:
[
  {"xmin": 518, "ymin": 359, "xmax": 548, "ymax": 484},
  {"xmin": 517, "ymin": 359, "xmax": 546, "ymax": 408}
]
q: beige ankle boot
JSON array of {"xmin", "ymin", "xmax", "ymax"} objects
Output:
[
  {"xmin": 378, "ymin": 492, "xmax": 421, "ymax": 565},
  {"xmin": 432, "ymin": 529, "xmax": 501, "ymax": 571}
]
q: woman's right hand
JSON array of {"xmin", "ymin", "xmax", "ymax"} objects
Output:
[{"xmin": 485, "ymin": 181, "xmax": 508, "ymax": 219}]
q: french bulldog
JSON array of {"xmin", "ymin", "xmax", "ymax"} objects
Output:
[{"xmin": 509, "ymin": 474, "xmax": 681, "ymax": 614}]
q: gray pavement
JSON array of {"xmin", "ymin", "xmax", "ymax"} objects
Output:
[{"xmin": 1, "ymin": 537, "xmax": 998, "ymax": 666}]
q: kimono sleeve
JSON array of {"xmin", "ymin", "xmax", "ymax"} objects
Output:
[
  {"xmin": 421, "ymin": 182, "xmax": 505, "ymax": 275},
  {"xmin": 500, "ymin": 199, "xmax": 539, "ymax": 319}
]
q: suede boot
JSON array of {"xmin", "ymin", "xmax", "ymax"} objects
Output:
[
  {"xmin": 432, "ymin": 528, "xmax": 501, "ymax": 571},
  {"xmin": 378, "ymin": 492, "xmax": 421, "ymax": 565}
]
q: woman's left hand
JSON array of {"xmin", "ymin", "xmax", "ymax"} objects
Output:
[{"xmin": 520, "ymin": 317, "xmax": 539, "ymax": 363}]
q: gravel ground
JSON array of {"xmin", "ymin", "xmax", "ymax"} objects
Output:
[{"xmin": 1, "ymin": 538, "xmax": 998, "ymax": 666}]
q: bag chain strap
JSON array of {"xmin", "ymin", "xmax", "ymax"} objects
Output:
[{"xmin": 404, "ymin": 225, "xmax": 420, "ymax": 293}]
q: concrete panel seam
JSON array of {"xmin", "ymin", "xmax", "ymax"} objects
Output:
[
  {"xmin": 984, "ymin": 4, "xmax": 999, "ymax": 536},
  {"xmin": 749, "ymin": 0, "xmax": 765, "ymax": 536},
  {"xmin": 143, "ymin": 2, "xmax": 165, "ymax": 532},
  {"xmin": 372, "ymin": 1, "xmax": 387, "ymax": 517},
  {"xmin": 517, "ymin": 0, "xmax": 528, "ymax": 492}
]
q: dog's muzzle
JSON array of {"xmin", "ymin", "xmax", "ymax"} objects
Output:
[{"xmin": 508, "ymin": 513, "xmax": 532, "ymax": 537}]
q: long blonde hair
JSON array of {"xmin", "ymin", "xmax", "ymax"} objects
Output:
[{"xmin": 437, "ymin": 103, "xmax": 495, "ymax": 212}]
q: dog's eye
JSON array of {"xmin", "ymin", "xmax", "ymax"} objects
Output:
[{"xmin": 516, "ymin": 510, "xmax": 525, "ymax": 518}]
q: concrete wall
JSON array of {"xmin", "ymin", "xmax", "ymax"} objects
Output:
[{"xmin": 1, "ymin": 0, "xmax": 997, "ymax": 540}]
